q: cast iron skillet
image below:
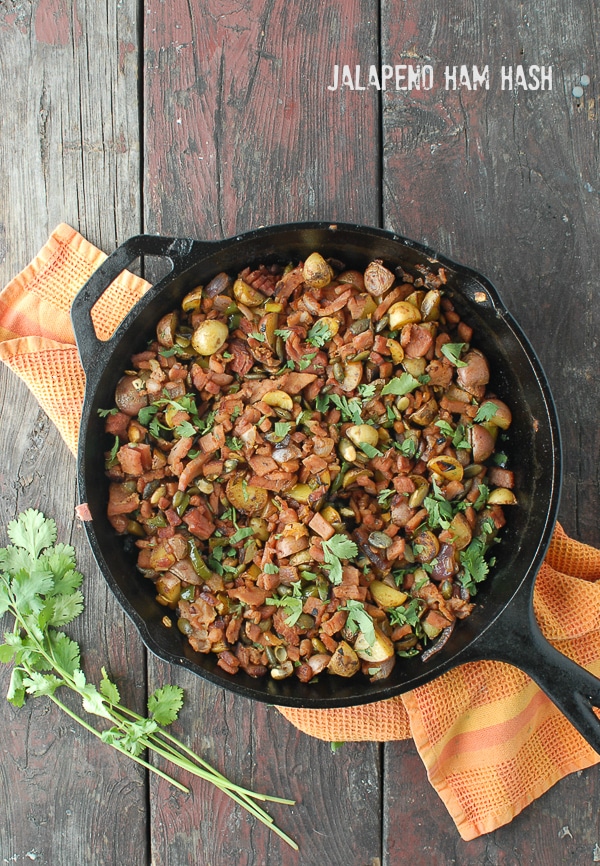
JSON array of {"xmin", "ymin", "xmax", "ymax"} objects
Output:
[{"xmin": 71, "ymin": 222, "xmax": 600, "ymax": 754}]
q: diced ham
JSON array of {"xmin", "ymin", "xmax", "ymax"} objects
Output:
[
  {"xmin": 107, "ymin": 482, "xmax": 139, "ymax": 516},
  {"xmin": 308, "ymin": 511, "xmax": 335, "ymax": 540},
  {"xmin": 182, "ymin": 505, "xmax": 216, "ymax": 540},
  {"xmin": 227, "ymin": 586, "xmax": 269, "ymax": 607},
  {"xmin": 117, "ymin": 443, "xmax": 152, "ymax": 476}
]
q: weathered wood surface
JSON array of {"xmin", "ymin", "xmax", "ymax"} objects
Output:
[{"xmin": 0, "ymin": 0, "xmax": 599, "ymax": 864}]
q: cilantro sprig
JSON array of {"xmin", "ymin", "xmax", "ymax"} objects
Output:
[
  {"xmin": 0, "ymin": 510, "xmax": 296, "ymax": 850},
  {"xmin": 322, "ymin": 534, "xmax": 359, "ymax": 585}
]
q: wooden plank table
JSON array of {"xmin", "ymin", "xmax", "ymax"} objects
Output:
[{"xmin": 1, "ymin": 1, "xmax": 599, "ymax": 863}]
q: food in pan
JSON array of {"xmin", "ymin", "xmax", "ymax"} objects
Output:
[{"xmin": 102, "ymin": 252, "xmax": 516, "ymax": 683}]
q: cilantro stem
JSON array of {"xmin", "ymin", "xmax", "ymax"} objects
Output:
[
  {"xmin": 48, "ymin": 694, "xmax": 190, "ymax": 793},
  {"xmin": 0, "ymin": 510, "xmax": 297, "ymax": 851}
]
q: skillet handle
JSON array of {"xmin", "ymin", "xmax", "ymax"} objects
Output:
[
  {"xmin": 70, "ymin": 234, "xmax": 213, "ymax": 371},
  {"xmin": 475, "ymin": 603, "xmax": 600, "ymax": 756}
]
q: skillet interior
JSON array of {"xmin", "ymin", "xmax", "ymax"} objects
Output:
[{"xmin": 77, "ymin": 223, "xmax": 560, "ymax": 707}]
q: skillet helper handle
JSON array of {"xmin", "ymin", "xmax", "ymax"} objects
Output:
[
  {"xmin": 70, "ymin": 234, "xmax": 203, "ymax": 371},
  {"xmin": 479, "ymin": 605, "xmax": 600, "ymax": 756}
]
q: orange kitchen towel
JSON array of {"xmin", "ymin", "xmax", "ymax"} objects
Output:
[{"xmin": 1, "ymin": 224, "xmax": 599, "ymax": 841}]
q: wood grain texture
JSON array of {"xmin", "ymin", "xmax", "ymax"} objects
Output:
[
  {"xmin": 0, "ymin": 0, "xmax": 598, "ymax": 862},
  {"xmin": 384, "ymin": 740, "xmax": 600, "ymax": 866},
  {"xmin": 381, "ymin": 3, "xmax": 600, "ymax": 859},
  {"xmin": 380, "ymin": 0, "xmax": 600, "ymax": 548},
  {"xmin": 0, "ymin": 2, "xmax": 147, "ymax": 864},
  {"xmin": 143, "ymin": 3, "xmax": 385, "ymax": 863},
  {"xmin": 0, "ymin": 374, "xmax": 148, "ymax": 866},
  {"xmin": 143, "ymin": 0, "xmax": 381, "ymax": 239}
]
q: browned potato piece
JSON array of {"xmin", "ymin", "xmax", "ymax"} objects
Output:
[
  {"xmin": 115, "ymin": 375, "xmax": 149, "ymax": 416},
  {"xmin": 225, "ymin": 476, "xmax": 269, "ymax": 515},
  {"xmin": 470, "ymin": 424, "xmax": 495, "ymax": 463},
  {"xmin": 156, "ymin": 311, "xmax": 178, "ymax": 347},
  {"xmin": 327, "ymin": 641, "xmax": 360, "ymax": 677},
  {"xmin": 354, "ymin": 628, "xmax": 395, "ymax": 662}
]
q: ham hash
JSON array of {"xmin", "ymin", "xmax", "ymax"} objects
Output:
[{"xmin": 102, "ymin": 252, "xmax": 516, "ymax": 683}]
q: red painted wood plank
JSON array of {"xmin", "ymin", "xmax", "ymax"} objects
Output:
[
  {"xmin": 144, "ymin": 0, "xmax": 381, "ymax": 239},
  {"xmin": 143, "ymin": 2, "xmax": 384, "ymax": 863},
  {"xmin": 381, "ymin": 2, "xmax": 600, "ymax": 860}
]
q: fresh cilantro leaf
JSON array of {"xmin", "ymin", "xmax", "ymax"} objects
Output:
[
  {"xmin": 307, "ymin": 320, "xmax": 333, "ymax": 348},
  {"xmin": 358, "ymin": 383, "xmax": 377, "ymax": 399},
  {"xmin": 474, "ymin": 401, "xmax": 498, "ymax": 423},
  {"xmin": 158, "ymin": 345, "xmax": 185, "ymax": 358},
  {"xmin": 381, "ymin": 373, "xmax": 421, "ymax": 396},
  {"xmin": 99, "ymin": 667, "xmax": 121, "ymax": 705},
  {"xmin": 0, "ymin": 545, "xmax": 34, "ymax": 576},
  {"xmin": 249, "ymin": 331, "xmax": 266, "ymax": 342},
  {"xmin": 441, "ymin": 342, "xmax": 468, "ymax": 367},
  {"xmin": 297, "ymin": 352, "xmax": 317, "ymax": 371},
  {"xmin": 197, "ymin": 410, "xmax": 217, "ymax": 434},
  {"xmin": 10, "ymin": 569, "xmax": 54, "ymax": 614},
  {"xmin": 325, "ymin": 557, "xmax": 343, "ymax": 585},
  {"xmin": 229, "ymin": 526, "xmax": 255, "ymax": 545},
  {"xmin": 72, "ymin": 669, "xmax": 112, "ymax": 719},
  {"xmin": 329, "ymin": 394, "xmax": 364, "ymax": 426},
  {"xmin": 322, "ymin": 534, "xmax": 358, "ymax": 561},
  {"xmin": 314, "ymin": 392, "xmax": 332, "ymax": 413},
  {"xmin": 359, "ymin": 442, "xmax": 383, "ymax": 459},
  {"xmin": 23, "ymin": 672, "xmax": 63, "ymax": 697},
  {"xmin": 273, "ymin": 421, "xmax": 292, "ymax": 439},
  {"xmin": 226, "ymin": 436, "xmax": 244, "ymax": 451},
  {"xmin": 97, "ymin": 407, "xmax": 118, "ymax": 417},
  {"xmin": 176, "ymin": 420, "xmax": 197, "ymax": 438},
  {"xmin": 8, "ymin": 510, "xmax": 57, "ymax": 558},
  {"xmin": 265, "ymin": 594, "xmax": 304, "ymax": 627},
  {"xmin": 459, "ymin": 538, "xmax": 490, "ymax": 594},
  {"xmin": 138, "ymin": 404, "xmax": 159, "ymax": 426},
  {"xmin": 263, "ymin": 563, "xmax": 279, "ymax": 575},
  {"xmin": 148, "ymin": 684, "xmax": 184, "ymax": 726},
  {"xmin": 473, "ymin": 483, "xmax": 490, "ymax": 510},
  {"xmin": 388, "ymin": 598, "xmax": 424, "ymax": 629},
  {"xmin": 435, "ymin": 420, "xmax": 454, "ymax": 438},
  {"xmin": 423, "ymin": 496, "xmax": 453, "ymax": 530},
  {"xmin": 377, "ymin": 488, "xmax": 395, "ymax": 508},
  {"xmin": 452, "ymin": 423, "xmax": 470, "ymax": 450},
  {"xmin": 274, "ymin": 328, "xmax": 293, "ymax": 340},
  {"xmin": 322, "ymin": 534, "xmax": 358, "ymax": 585},
  {"xmin": 341, "ymin": 600, "xmax": 376, "ymax": 647},
  {"xmin": 47, "ymin": 591, "xmax": 84, "ymax": 627},
  {"xmin": 394, "ymin": 437, "xmax": 418, "ymax": 458},
  {"xmin": 48, "ymin": 630, "xmax": 81, "ymax": 675},
  {"xmin": 148, "ymin": 418, "xmax": 162, "ymax": 439},
  {"xmin": 493, "ymin": 451, "xmax": 508, "ymax": 467},
  {"xmin": 6, "ymin": 668, "xmax": 26, "ymax": 707}
]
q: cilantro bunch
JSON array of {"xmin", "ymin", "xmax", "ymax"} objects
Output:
[{"xmin": 0, "ymin": 510, "xmax": 296, "ymax": 849}]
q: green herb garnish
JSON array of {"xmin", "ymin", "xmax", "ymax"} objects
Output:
[
  {"xmin": 441, "ymin": 342, "xmax": 468, "ymax": 367},
  {"xmin": 321, "ymin": 534, "xmax": 358, "ymax": 586},
  {"xmin": 381, "ymin": 373, "xmax": 421, "ymax": 396},
  {"xmin": 307, "ymin": 320, "xmax": 333, "ymax": 348},
  {"xmin": 0, "ymin": 510, "xmax": 297, "ymax": 849}
]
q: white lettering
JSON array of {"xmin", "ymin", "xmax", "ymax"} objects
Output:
[
  {"xmin": 341, "ymin": 65, "xmax": 354, "ymax": 90},
  {"xmin": 540, "ymin": 65, "xmax": 552, "ymax": 89},
  {"xmin": 354, "ymin": 65, "xmax": 366, "ymax": 90},
  {"xmin": 368, "ymin": 65, "xmax": 381, "ymax": 89},
  {"xmin": 501, "ymin": 66, "xmax": 513, "ymax": 90},
  {"xmin": 381, "ymin": 65, "xmax": 394, "ymax": 90},
  {"xmin": 445, "ymin": 65, "xmax": 457, "ymax": 89},
  {"xmin": 327, "ymin": 64, "xmax": 339, "ymax": 92},
  {"xmin": 472, "ymin": 65, "xmax": 490, "ymax": 90},
  {"xmin": 422, "ymin": 65, "xmax": 434, "ymax": 90},
  {"xmin": 395, "ymin": 65, "xmax": 407, "ymax": 90}
]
